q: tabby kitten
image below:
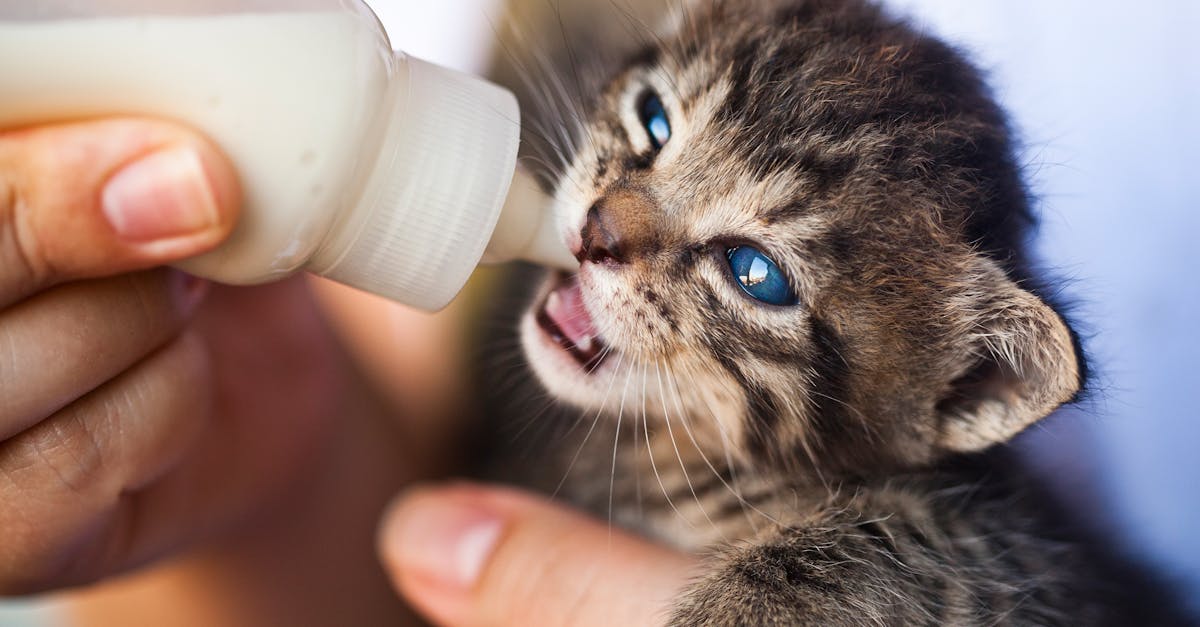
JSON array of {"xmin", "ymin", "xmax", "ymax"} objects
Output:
[{"xmin": 482, "ymin": 0, "xmax": 1193, "ymax": 624}]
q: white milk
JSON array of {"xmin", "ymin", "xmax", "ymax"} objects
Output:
[
  {"xmin": 0, "ymin": 7, "xmax": 572, "ymax": 310},
  {"xmin": 1, "ymin": 12, "xmax": 386, "ymax": 279}
]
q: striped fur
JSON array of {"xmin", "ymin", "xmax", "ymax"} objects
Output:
[{"xmin": 480, "ymin": 1, "xmax": 1195, "ymax": 624}]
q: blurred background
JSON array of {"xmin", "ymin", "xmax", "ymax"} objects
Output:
[{"xmin": 2, "ymin": 0, "xmax": 1196, "ymax": 623}]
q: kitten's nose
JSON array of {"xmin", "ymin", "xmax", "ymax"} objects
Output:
[{"xmin": 578, "ymin": 189, "xmax": 659, "ymax": 265}]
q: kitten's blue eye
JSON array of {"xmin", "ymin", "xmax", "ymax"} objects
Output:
[
  {"xmin": 726, "ymin": 246, "xmax": 799, "ymax": 306},
  {"xmin": 638, "ymin": 91, "xmax": 671, "ymax": 150}
]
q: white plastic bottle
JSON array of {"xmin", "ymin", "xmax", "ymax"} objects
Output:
[{"xmin": 0, "ymin": 0, "xmax": 574, "ymax": 311}]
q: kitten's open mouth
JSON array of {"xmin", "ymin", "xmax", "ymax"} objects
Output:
[{"xmin": 536, "ymin": 274, "xmax": 609, "ymax": 370}]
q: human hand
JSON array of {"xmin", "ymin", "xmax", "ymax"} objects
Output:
[
  {"xmin": 0, "ymin": 119, "xmax": 350, "ymax": 595},
  {"xmin": 378, "ymin": 484, "xmax": 700, "ymax": 627}
]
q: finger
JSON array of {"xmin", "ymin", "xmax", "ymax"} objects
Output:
[
  {"xmin": 0, "ymin": 269, "xmax": 208, "ymax": 441},
  {"xmin": 0, "ymin": 118, "xmax": 240, "ymax": 306},
  {"xmin": 0, "ymin": 331, "xmax": 212, "ymax": 594},
  {"xmin": 378, "ymin": 484, "xmax": 699, "ymax": 627}
]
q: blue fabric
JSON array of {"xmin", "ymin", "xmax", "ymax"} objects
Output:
[{"xmin": 888, "ymin": 0, "xmax": 1200, "ymax": 602}]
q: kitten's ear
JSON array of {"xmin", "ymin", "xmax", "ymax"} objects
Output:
[{"xmin": 934, "ymin": 262, "xmax": 1083, "ymax": 452}]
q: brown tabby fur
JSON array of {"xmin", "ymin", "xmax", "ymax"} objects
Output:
[{"xmin": 474, "ymin": 1, "xmax": 1196, "ymax": 624}]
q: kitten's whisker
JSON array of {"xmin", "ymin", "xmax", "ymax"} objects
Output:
[
  {"xmin": 608, "ymin": 359, "xmax": 637, "ymax": 547},
  {"xmin": 655, "ymin": 359, "xmax": 723, "ymax": 538},
  {"xmin": 539, "ymin": 0, "xmax": 601, "ymax": 164},
  {"xmin": 584, "ymin": 345, "xmax": 616, "ymax": 376},
  {"xmin": 479, "ymin": 347, "xmax": 534, "ymax": 370},
  {"xmin": 606, "ymin": 0, "xmax": 686, "ymax": 101},
  {"xmin": 671, "ymin": 352, "xmax": 768, "ymax": 527},
  {"xmin": 504, "ymin": 389, "xmax": 561, "ymax": 445},
  {"xmin": 676, "ymin": 362, "xmax": 766, "ymax": 534},
  {"xmin": 520, "ymin": 2, "xmax": 590, "ymax": 157},
  {"xmin": 664, "ymin": 363, "xmax": 781, "ymax": 529},
  {"xmin": 550, "ymin": 392, "xmax": 599, "ymax": 447},
  {"xmin": 523, "ymin": 21, "xmax": 586, "ymax": 147},
  {"xmin": 491, "ymin": 30, "xmax": 574, "ymax": 175},
  {"xmin": 552, "ymin": 353, "xmax": 625, "ymax": 499},
  {"xmin": 632, "ymin": 361, "xmax": 645, "ymax": 520},
  {"xmin": 517, "ymin": 152, "xmax": 566, "ymax": 181},
  {"xmin": 492, "ymin": 17, "xmax": 600, "ymax": 205},
  {"xmin": 639, "ymin": 360, "xmax": 691, "ymax": 528}
]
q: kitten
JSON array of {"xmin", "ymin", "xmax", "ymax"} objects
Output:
[{"xmin": 479, "ymin": 0, "xmax": 1196, "ymax": 624}]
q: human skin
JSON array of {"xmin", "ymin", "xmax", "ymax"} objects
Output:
[
  {"xmin": 0, "ymin": 117, "xmax": 695, "ymax": 627},
  {"xmin": 379, "ymin": 484, "xmax": 700, "ymax": 627}
]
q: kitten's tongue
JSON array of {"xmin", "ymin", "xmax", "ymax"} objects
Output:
[{"xmin": 544, "ymin": 276, "xmax": 600, "ymax": 354}]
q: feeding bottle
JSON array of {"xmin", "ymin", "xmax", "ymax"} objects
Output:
[{"xmin": 0, "ymin": 0, "xmax": 575, "ymax": 311}]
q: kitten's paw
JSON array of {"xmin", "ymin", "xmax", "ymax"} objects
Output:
[{"xmin": 668, "ymin": 546, "xmax": 854, "ymax": 627}]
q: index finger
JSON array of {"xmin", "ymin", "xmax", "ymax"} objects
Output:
[{"xmin": 0, "ymin": 118, "xmax": 240, "ymax": 306}]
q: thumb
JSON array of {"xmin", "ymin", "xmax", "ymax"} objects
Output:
[
  {"xmin": 0, "ymin": 118, "xmax": 240, "ymax": 305},
  {"xmin": 378, "ymin": 484, "xmax": 699, "ymax": 627}
]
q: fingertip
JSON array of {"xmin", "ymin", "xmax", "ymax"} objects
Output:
[
  {"xmin": 378, "ymin": 485, "xmax": 501, "ymax": 627},
  {"xmin": 378, "ymin": 484, "xmax": 699, "ymax": 627},
  {"xmin": 0, "ymin": 118, "xmax": 245, "ymax": 297},
  {"xmin": 378, "ymin": 484, "xmax": 503, "ymax": 586},
  {"xmin": 189, "ymin": 134, "xmax": 242, "ymax": 242},
  {"xmin": 99, "ymin": 141, "xmax": 238, "ymax": 258}
]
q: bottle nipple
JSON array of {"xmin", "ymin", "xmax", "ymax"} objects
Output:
[{"xmin": 484, "ymin": 169, "xmax": 577, "ymax": 270}]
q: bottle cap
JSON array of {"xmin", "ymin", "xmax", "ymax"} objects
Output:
[{"xmin": 314, "ymin": 55, "xmax": 522, "ymax": 311}]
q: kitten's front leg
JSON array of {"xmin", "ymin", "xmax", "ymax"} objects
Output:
[
  {"xmin": 668, "ymin": 507, "xmax": 1078, "ymax": 627},
  {"xmin": 669, "ymin": 525, "xmax": 936, "ymax": 626}
]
